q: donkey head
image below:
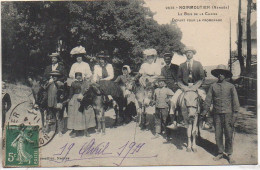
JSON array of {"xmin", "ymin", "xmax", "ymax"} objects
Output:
[{"xmin": 183, "ymin": 90, "xmax": 200, "ymax": 122}]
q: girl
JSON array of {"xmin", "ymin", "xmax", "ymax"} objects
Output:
[{"xmin": 67, "ymin": 72, "xmax": 86, "ymax": 138}]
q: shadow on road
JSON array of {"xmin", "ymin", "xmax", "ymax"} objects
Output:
[
  {"xmin": 168, "ymin": 127, "xmax": 187, "ymax": 150},
  {"xmin": 196, "ymin": 136, "xmax": 218, "ymax": 156}
]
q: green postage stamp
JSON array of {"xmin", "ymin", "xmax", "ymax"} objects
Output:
[{"xmin": 4, "ymin": 124, "xmax": 39, "ymax": 167}]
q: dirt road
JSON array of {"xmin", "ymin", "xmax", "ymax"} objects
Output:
[{"xmin": 3, "ymin": 83, "xmax": 258, "ymax": 166}]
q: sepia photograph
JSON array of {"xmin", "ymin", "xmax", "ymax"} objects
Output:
[{"xmin": 1, "ymin": 0, "xmax": 258, "ymax": 167}]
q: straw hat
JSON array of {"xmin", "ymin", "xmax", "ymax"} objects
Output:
[
  {"xmin": 184, "ymin": 46, "xmax": 196, "ymax": 54},
  {"xmin": 163, "ymin": 52, "xmax": 173, "ymax": 58},
  {"xmin": 49, "ymin": 52, "xmax": 61, "ymax": 60},
  {"xmin": 211, "ymin": 64, "xmax": 232, "ymax": 78}
]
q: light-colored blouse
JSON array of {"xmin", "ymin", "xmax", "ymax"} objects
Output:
[
  {"xmin": 69, "ymin": 62, "xmax": 92, "ymax": 79},
  {"xmin": 93, "ymin": 64, "xmax": 114, "ymax": 82}
]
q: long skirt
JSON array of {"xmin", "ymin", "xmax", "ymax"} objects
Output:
[
  {"xmin": 67, "ymin": 94, "xmax": 86, "ymax": 130},
  {"xmin": 68, "ymin": 94, "xmax": 96, "ymax": 130}
]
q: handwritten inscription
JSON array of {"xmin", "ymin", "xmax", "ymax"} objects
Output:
[{"xmin": 45, "ymin": 138, "xmax": 157, "ymax": 166}]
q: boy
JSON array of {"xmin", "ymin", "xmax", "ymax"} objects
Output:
[
  {"xmin": 202, "ymin": 65, "xmax": 240, "ymax": 164},
  {"xmin": 115, "ymin": 65, "xmax": 136, "ymax": 123},
  {"xmin": 152, "ymin": 76, "xmax": 174, "ymax": 140}
]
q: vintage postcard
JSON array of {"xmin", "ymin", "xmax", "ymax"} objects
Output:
[{"xmin": 1, "ymin": 0, "xmax": 257, "ymax": 167}]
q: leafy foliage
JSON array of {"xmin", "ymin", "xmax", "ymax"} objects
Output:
[{"xmin": 2, "ymin": 1, "xmax": 184, "ymax": 81}]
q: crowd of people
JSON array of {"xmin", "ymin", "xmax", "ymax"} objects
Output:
[{"xmin": 27, "ymin": 45, "xmax": 239, "ymax": 164}]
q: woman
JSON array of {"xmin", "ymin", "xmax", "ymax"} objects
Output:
[
  {"xmin": 67, "ymin": 72, "xmax": 95, "ymax": 137},
  {"xmin": 11, "ymin": 125, "xmax": 34, "ymax": 164},
  {"xmin": 138, "ymin": 48, "xmax": 161, "ymax": 87},
  {"xmin": 69, "ymin": 46, "xmax": 92, "ymax": 81}
]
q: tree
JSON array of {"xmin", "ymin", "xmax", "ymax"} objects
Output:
[
  {"xmin": 246, "ymin": 0, "xmax": 253, "ymax": 74},
  {"xmin": 2, "ymin": 1, "xmax": 184, "ymax": 81},
  {"xmin": 237, "ymin": 0, "xmax": 245, "ymax": 75}
]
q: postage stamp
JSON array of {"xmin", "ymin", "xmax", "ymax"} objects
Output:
[{"xmin": 4, "ymin": 124, "xmax": 39, "ymax": 167}]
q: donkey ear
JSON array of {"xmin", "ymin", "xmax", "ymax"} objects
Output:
[{"xmin": 191, "ymin": 80, "xmax": 203, "ymax": 90}]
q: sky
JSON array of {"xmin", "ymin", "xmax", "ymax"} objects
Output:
[{"xmin": 144, "ymin": 0, "xmax": 251, "ymax": 66}]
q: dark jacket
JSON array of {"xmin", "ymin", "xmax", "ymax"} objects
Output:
[
  {"xmin": 177, "ymin": 60, "xmax": 205, "ymax": 85},
  {"xmin": 161, "ymin": 64, "xmax": 179, "ymax": 91},
  {"xmin": 204, "ymin": 80, "xmax": 240, "ymax": 114},
  {"xmin": 43, "ymin": 63, "xmax": 67, "ymax": 82}
]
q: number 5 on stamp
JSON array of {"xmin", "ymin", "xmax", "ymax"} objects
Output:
[{"xmin": 4, "ymin": 124, "xmax": 39, "ymax": 167}]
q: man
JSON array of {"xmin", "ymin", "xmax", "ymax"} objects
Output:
[
  {"xmin": 161, "ymin": 53, "xmax": 179, "ymax": 129},
  {"xmin": 161, "ymin": 52, "xmax": 179, "ymax": 92},
  {"xmin": 93, "ymin": 51, "xmax": 114, "ymax": 82},
  {"xmin": 43, "ymin": 52, "xmax": 67, "ymax": 83},
  {"xmin": 171, "ymin": 46, "xmax": 206, "ymax": 122},
  {"xmin": 202, "ymin": 65, "xmax": 239, "ymax": 164}
]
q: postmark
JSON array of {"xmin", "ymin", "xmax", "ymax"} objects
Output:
[
  {"xmin": 5, "ymin": 124, "xmax": 39, "ymax": 167},
  {"xmin": 7, "ymin": 100, "xmax": 57, "ymax": 148}
]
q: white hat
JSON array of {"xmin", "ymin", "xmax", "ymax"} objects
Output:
[
  {"xmin": 143, "ymin": 48, "xmax": 157, "ymax": 57},
  {"xmin": 122, "ymin": 65, "xmax": 131, "ymax": 73},
  {"xmin": 70, "ymin": 46, "xmax": 86, "ymax": 55}
]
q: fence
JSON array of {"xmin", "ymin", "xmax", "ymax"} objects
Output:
[{"xmin": 236, "ymin": 76, "xmax": 257, "ymax": 112}]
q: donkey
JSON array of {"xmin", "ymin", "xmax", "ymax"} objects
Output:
[
  {"xmin": 176, "ymin": 87, "xmax": 201, "ymax": 152},
  {"xmin": 126, "ymin": 79, "xmax": 155, "ymax": 129}
]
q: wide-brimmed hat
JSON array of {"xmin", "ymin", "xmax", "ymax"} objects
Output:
[
  {"xmin": 122, "ymin": 65, "xmax": 131, "ymax": 73},
  {"xmin": 143, "ymin": 48, "xmax": 157, "ymax": 58},
  {"xmin": 156, "ymin": 76, "xmax": 167, "ymax": 81},
  {"xmin": 49, "ymin": 70, "xmax": 62, "ymax": 76},
  {"xmin": 184, "ymin": 46, "xmax": 196, "ymax": 54},
  {"xmin": 49, "ymin": 52, "xmax": 61, "ymax": 60},
  {"xmin": 211, "ymin": 64, "xmax": 232, "ymax": 78},
  {"xmin": 70, "ymin": 46, "xmax": 86, "ymax": 56}
]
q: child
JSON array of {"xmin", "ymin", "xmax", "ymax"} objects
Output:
[
  {"xmin": 114, "ymin": 65, "xmax": 133, "ymax": 97},
  {"xmin": 45, "ymin": 70, "xmax": 64, "ymax": 132},
  {"xmin": 202, "ymin": 65, "xmax": 240, "ymax": 164},
  {"xmin": 152, "ymin": 76, "xmax": 174, "ymax": 140},
  {"xmin": 67, "ymin": 72, "xmax": 87, "ymax": 138},
  {"xmin": 114, "ymin": 65, "xmax": 136, "ymax": 123}
]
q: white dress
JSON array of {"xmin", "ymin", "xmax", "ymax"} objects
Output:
[{"xmin": 69, "ymin": 62, "xmax": 92, "ymax": 79}]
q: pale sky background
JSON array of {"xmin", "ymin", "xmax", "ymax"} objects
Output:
[{"xmin": 144, "ymin": 0, "xmax": 250, "ymax": 66}]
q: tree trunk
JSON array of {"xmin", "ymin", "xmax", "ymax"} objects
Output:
[
  {"xmin": 237, "ymin": 0, "xmax": 245, "ymax": 75},
  {"xmin": 246, "ymin": 0, "xmax": 252, "ymax": 74}
]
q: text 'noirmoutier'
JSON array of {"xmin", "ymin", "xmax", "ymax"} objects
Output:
[{"xmin": 166, "ymin": 5, "xmax": 229, "ymax": 10}]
